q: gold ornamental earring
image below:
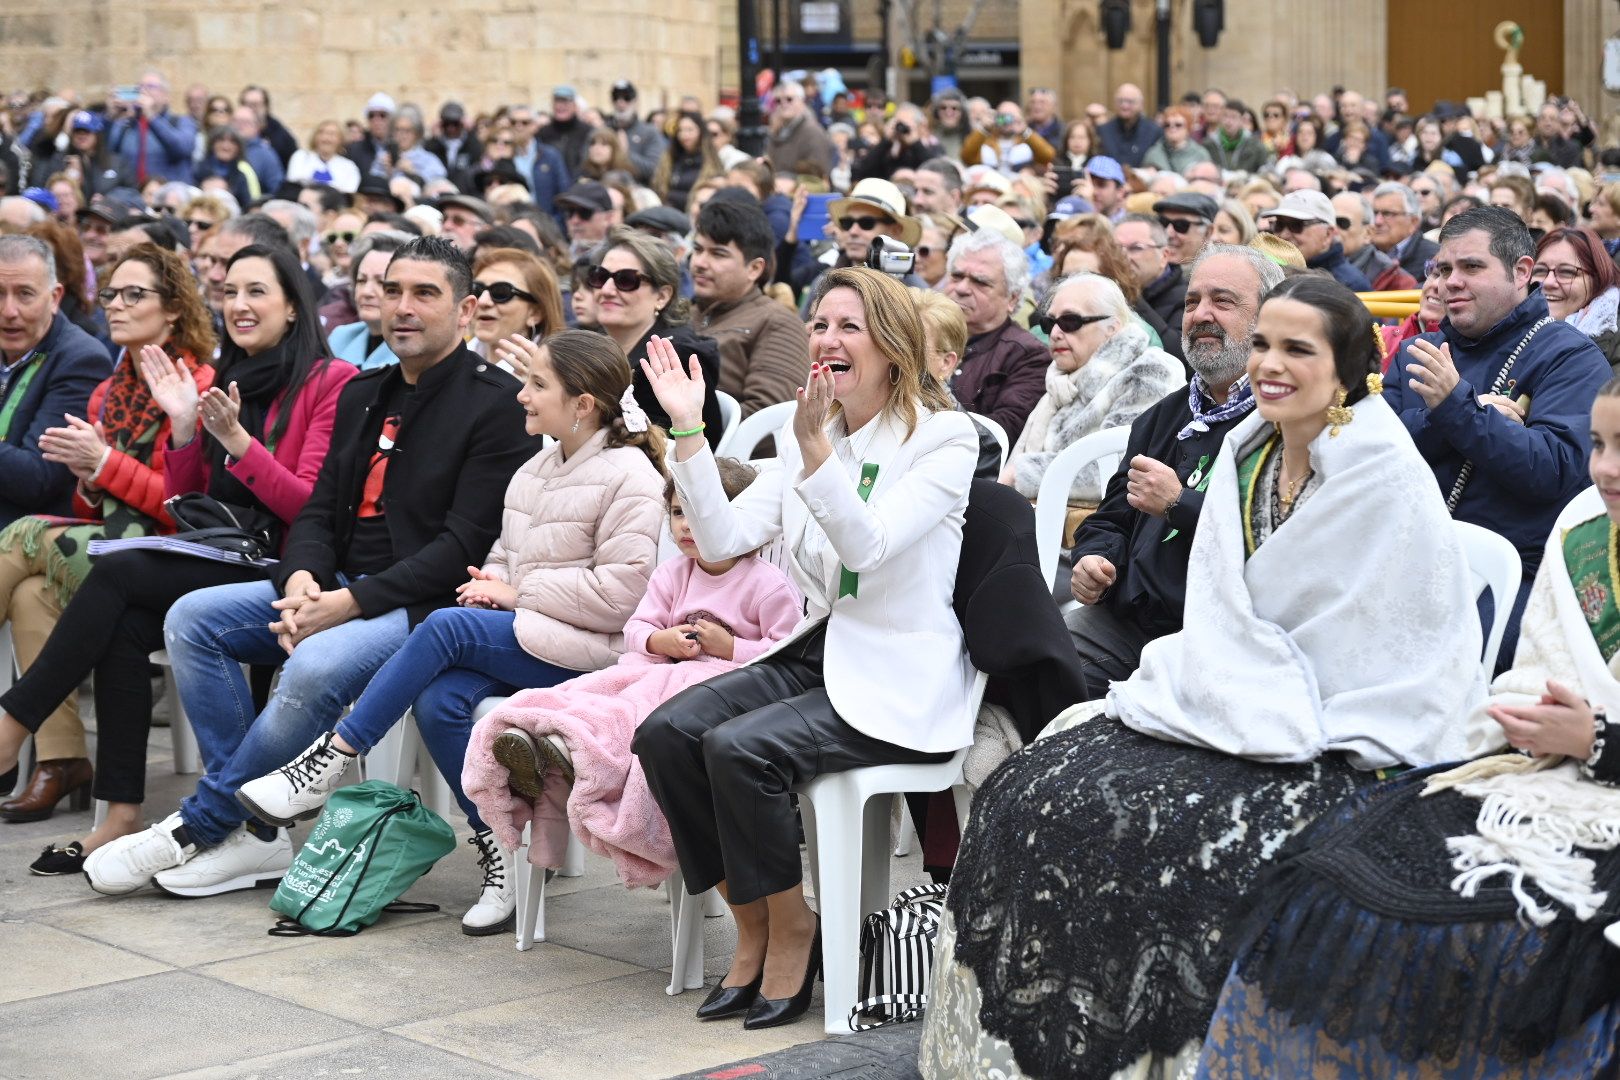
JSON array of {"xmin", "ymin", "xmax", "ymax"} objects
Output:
[
  {"xmin": 1365, "ymin": 371, "xmax": 1383, "ymax": 396},
  {"xmin": 1326, "ymin": 386, "xmax": 1353, "ymax": 436}
]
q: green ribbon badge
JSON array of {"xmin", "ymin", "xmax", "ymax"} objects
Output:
[
  {"xmin": 837, "ymin": 462, "xmax": 880, "ymax": 599},
  {"xmin": 1162, "ymin": 454, "xmax": 1212, "ymax": 543}
]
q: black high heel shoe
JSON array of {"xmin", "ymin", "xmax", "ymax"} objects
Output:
[
  {"xmin": 695, "ymin": 969, "xmax": 763, "ymax": 1020},
  {"xmin": 743, "ymin": 916, "xmax": 822, "ymax": 1030}
]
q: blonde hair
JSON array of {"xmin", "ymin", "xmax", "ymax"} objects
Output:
[
  {"xmin": 808, "ymin": 267, "xmax": 953, "ymax": 437},
  {"xmin": 911, "ymin": 287, "xmax": 968, "ymax": 359}
]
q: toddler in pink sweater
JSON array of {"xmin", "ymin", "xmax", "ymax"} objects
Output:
[{"xmin": 462, "ymin": 459, "xmax": 802, "ymax": 885}]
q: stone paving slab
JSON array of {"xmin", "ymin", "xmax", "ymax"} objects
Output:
[
  {"xmin": 0, "ymin": 920, "xmax": 170, "ymax": 1003},
  {"xmin": 154, "ymin": 1032, "xmax": 519, "ymax": 1079}
]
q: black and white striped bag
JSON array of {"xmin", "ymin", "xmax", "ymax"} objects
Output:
[{"xmin": 848, "ymin": 883, "xmax": 948, "ymax": 1029}]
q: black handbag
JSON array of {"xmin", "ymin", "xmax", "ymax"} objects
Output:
[{"xmin": 164, "ymin": 493, "xmax": 278, "ymax": 562}]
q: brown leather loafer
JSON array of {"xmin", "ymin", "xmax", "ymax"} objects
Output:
[{"xmin": 0, "ymin": 758, "xmax": 94, "ymax": 823}]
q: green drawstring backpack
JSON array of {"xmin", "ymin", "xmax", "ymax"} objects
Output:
[{"xmin": 269, "ymin": 780, "xmax": 457, "ymax": 936}]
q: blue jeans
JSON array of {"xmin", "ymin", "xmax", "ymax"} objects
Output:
[
  {"xmin": 335, "ymin": 606, "xmax": 580, "ymax": 829},
  {"xmin": 164, "ymin": 579, "xmax": 410, "ymax": 847}
]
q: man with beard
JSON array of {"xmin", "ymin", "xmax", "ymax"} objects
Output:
[{"xmin": 1063, "ymin": 245, "xmax": 1283, "ymax": 685}]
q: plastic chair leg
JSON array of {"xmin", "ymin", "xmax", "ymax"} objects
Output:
[
  {"xmin": 559, "ymin": 831, "xmax": 586, "ymax": 878},
  {"xmin": 702, "ymin": 888, "xmax": 727, "ymax": 918},
  {"xmin": 92, "ymin": 799, "xmax": 108, "ymax": 829},
  {"xmin": 802, "ymin": 784, "xmax": 864, "ymax": 1035},
  {"xmin": 515, "ymin": 826, "xmax": 547, "ymax": 951},
  {"xmin": 891, "ymin": 794, "xmax": 915, "ymax": 857},
  {"xmin": 363, "ymin": 721, "xmax": 409, "ymax": 786},
  {"xmin": 665, "ymin": 868, "xmax": 707, "ymax": 994}
]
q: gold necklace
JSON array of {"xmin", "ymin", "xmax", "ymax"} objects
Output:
[{"xmin": 1278, "ymin": 460, "xmax": 1311, "ymax": 514}]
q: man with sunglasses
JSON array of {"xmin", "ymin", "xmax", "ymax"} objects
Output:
[
  {"xmin": 1259, "ymin": 190, "xmax": 1370, "ymax": 291},
  {"xmin": 1334, "ymin": 190, "xmax": 1416, "ymax": 293},
  {"xmin": 435, "ymin": 193, "xmax": 494, "ymax": 254},
  {"xmin": 345, "ymin": 92, "xmax": 398, "ymax": 180},
  {"xmin": 1151, "ymin": 192, "xmax": 1217, "ymax": 268},
  {"xmin": 424, "ymin": 102, "xmax": 483, "ymax": 192},
  {"xmin": 555, "ymin": 180, "xmax": 615, "ymax": 260},
  {"xmin": 604, "ymin": 80, "xmax": 666, "ymax": 185}
]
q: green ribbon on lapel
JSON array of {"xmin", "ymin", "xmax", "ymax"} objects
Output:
[{"xmin": 837, "ymin": 462, "xmax": 880, "ymax": 599}]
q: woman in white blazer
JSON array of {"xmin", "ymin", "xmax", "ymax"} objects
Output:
[{"xmin": 634, "ymin": 267, "xmax": 978, "ymax": 1030}]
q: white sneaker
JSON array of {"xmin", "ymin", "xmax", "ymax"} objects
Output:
[
  {"xmin": 461, "ymin": 831, "xmax": 516, "ymax": 936},
  {"xmin": 236, "ymin": 731, "xmax": 354, "ymax": 827},
  {"xmin": 83, "ymin": 812, "xmax": 197, "ymax": 895},
  {"xmin": 153, "ymin": 826, "xmax": 293, "ymax": 897}
]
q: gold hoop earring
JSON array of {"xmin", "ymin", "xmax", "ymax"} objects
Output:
[
  {"xmin": 889, "ymin": 365, "xmax": 901, "ymax": 386},
  {"xmin": 1326, "ymin": 387, "xmax": 1353, "ymax": 437}
]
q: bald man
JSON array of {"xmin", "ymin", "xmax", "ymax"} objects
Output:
[{"xmin": 1097, "ymin": 83, "xmax": 1163, "ymax": 168}]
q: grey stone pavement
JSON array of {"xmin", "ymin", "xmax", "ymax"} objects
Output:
[{"xmin": 0, "ymin": 697, "xmax": 933, "ymax": 1080}]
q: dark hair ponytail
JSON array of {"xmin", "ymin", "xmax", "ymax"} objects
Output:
[
  {"xmin": 1261, "ymin": 274, "xmax": 1382, "ymax": 404},
  {"xmin": 542, "ymin": 329, "xmax": 668, "ymax": 476}
]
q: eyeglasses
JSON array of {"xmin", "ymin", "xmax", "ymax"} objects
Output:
[
  {"xmin": 1158, "ymin": 216, "xmax": 1206, "ymax": 234},
  {"xmin": 585, "ymin": 265, "xmax": 652, "ymax": 292},
  {"xmin": 565, "ymin": 206, "xmax": 599, "ymax": 221},
  {"xmin": 1012, "ymin": 218, "xmax": 1037, "ymax": 231},
  {"xmin": 186, "ymin": 218, "xmax": 214, "ymax": 231},
  {"xmin": 838, "ymin": 215, "xmax": 893, "ymax": 231},
  {"xmin": 1164, "ymin": 120, "xmax": 1187, "ymax": 129},
  {"xmin": 472, "ymin": 280, "xmax": 540, "ymax": 305},
  {"xmin": 1531, "ymin": 264, "xmax": 1586, "ymax": 285},
  {"xmin": 1334, "ymin": 216, "xmax": 1355, "ymax": 230},
  {"xmin": 1268, "ymin": 218, "xmax": 1321, "ymax": 235},
  {"xmin": 98, "ymin": 284, "xmax": 161, "ymax": 307},
  {"xmin": 323, "ymin": 230, "xmax": 356, "ymax": 245},
  {"xmin": 1372, "ymin": 208, "xmax": 1410, "ymax": 219},
  {"xmin": 1038, "ymin": 311, "xmax": 1112, "ymax": 336},
  {"xmin": 511, "ymin": 117, "xmax": 535, "ymax": 126},
  {"xmin": 915, "ymin": 245, "xmax": 934, "ymax": 258}
]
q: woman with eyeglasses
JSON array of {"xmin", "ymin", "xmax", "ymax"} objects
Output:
[
  {"xmin": 178, "ymin": 194, "xmax": 231, "ymax": 245},
  {"xmin": 1001, "ymin": 273, "xmax": 1183, "ymax": 503},
  {"xmin": 469, "ymin": 247, "xmax": 566, "ymax": 376},
  {"xmin": 285, "ymin": 120, "xmax": 361, "ymax": 194},
  {"xmin": 591, "ymin": 226, "xmax": 724, "ymax": 447},
  {"xmin": 0, "ymin": 244, "xmax": 216, "ymax": 831},
  {"xmin": 1142, "ymin": 105, "xmax": 1212, "ymax": 176},
  {"xmin": 1259, "ymin": 100, "xmax": 1291, "ymax": 154},
  {"xmin": 1536, "ymin": 226, "xmax": 1620, "ymax": 372},
  {"xmin": 0, "ymin": 243, "xmax": 357, "ymax": 873}
]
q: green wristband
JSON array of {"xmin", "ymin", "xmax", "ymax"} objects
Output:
[{"xmin": 669, "ymin": 422, "xmax": 706, "ymax": 438}]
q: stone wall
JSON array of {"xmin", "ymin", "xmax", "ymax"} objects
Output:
[{"xmin": 0, "ymin": 0, "xmax": 721, "ymax": 141}]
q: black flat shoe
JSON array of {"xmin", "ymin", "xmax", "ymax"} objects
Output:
[
  {"xmin": 30, "ymin": 840, "xmax": 86, "ymax": 876},
  {"xmin": 696, "ymin": 970, "xmax": 763, "ymax": 1020},
  {"xmin": 743, "ymin": 916, "xmax": 822, "ymax": 1030}
]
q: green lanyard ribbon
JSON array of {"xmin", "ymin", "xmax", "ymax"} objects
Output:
[
  {"xmin": 0, "ymin": 352, "xmax": 44, "ymax": 442},
  {"xmin": 836, "ymin": 462, "xmax": 879, "ymax": 599}
]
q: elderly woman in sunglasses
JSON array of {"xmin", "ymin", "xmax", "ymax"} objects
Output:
[
  {"xmin": 1000, "ymin": 273, "xmax": 1183, "ymax": 503},
  {"xmin": 468, "ymin": 247, "xmax": 566, "ymax": 376},
  {"xmin": 590, "ymin": 226, "xmax": 724, "ymax": 447}
]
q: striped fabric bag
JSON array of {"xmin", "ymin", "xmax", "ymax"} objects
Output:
[{"xmin": 849, "ymin": 883, "xmax": 948, "ymax": 1029}]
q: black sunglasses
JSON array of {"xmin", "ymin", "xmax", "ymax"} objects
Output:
[
  {"xmin": 472, "ymin": 280, "xmax": 539, "ymax": 305},
  {"xmin": 1334, "ymin": 216, "xmax": 1354, "ymax": 230},
  {"xmin": 565, "ymin": 206, "xmax": 600, "ymax": 221},
  {"xmin": 585, "ymin": 265, "xmax": 652, "ymax": 292},
  {"xmin": 1038, "ymin": 311, "xmax": 1112, "ymax": 336},
  {"xmin": 323, "ymin": 230, "xmax": 356, "ymax": 245},
  {"xmin": 1158, "ymin": 216, "xmax": 1205, "ymax": 234},
  {"xmin": 1268, "ymin": 218, "xmax": 1318, "ymax": 235},
  {"xmin": 838, "ymin": 215, "xmax": 892, "ymax": 231}
]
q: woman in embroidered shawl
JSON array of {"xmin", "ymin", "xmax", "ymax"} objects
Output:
[
  {"xmin": 1194, "ymin": 378, "xmax": 1620, "ymax": 1078},
  {"xmin": 920, "ymin": 275, "xmax": 1487, "ymax": 1080}
]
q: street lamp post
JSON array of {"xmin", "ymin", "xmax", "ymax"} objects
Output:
[{"xmin": 737, "ymin": 0, "xmax": 767, "ymax": 156}]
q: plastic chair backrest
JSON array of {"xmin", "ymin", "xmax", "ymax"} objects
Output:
[
  {"xmin": 1453, "ymin": 520, "xmax": 1522, "ymax": 678},
  {"xmin": 714, "ymin": 391, "xmax": 742, "ymax": 451},
  {"xmin": 965, "ymin": 412, "xmax": 1009, "ymax": 473},
  {"xmin": 718, "ymin": 399, "xmax": 797, "ymax": 460},
  {"xmin": 1033, "ymin": 426, "xmax": 1131, "ymax": 587}
]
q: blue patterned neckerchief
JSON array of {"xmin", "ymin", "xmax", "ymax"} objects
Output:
[{"xmin": 1177, "ymin": 374, "xmax": 1254, "ymax": 440}]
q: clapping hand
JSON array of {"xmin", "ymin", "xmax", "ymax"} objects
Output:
[
  {"xmin": 199, "ymin": 382, "xmax": 252, "ymax": 458},
  {"xmin": 793, "ymin": 361, "xmax": 835, "ymax": 475},
  {"xmin": 1071, "ymin": 554, "xmax": 1116, "ymax": 606},
  {"xmin": 138, "ymin": 344, "xmax": 200, "ymax": 443},
  {"xmin": 639, "ymin": 335, "xmax": 707, "ymax": 439},
  {"xmin": 39, "ymin": 414, "xmax": 108, "ymax": 479},
  {"xmin": 1405, "ymin": 338, "xmax": 1461, "ymax": 410}
]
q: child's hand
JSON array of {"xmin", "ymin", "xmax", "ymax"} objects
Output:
[
  {"xmin": 649, "ymin": 625, "xmax": 702, "ymax": 661},
  {"xmin": 456, "ymin": 566, "xmax": 518, "ymax": 610},
  {"xmin": 693, "ymin": 619, "xmax": 735, "ymax": 661}
]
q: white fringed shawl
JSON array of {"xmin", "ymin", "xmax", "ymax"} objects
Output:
[
  {"xmin": 1426, "ymin": 485, "xmax": 1620, "ymax": 932},
  {"xmin": 1104, "ymin": 394, "xmax": 1486, "ymax": 770}
]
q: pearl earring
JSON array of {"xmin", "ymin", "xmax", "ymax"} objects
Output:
[{"xmin": 571, "ymin": 418, "xmax": 581, "ymax": 434}]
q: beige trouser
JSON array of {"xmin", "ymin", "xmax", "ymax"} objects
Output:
[{"xmin": 0, "ymin": 528, "xmax": 86, "ymax": 760}]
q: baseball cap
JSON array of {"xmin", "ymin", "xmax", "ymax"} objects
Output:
[
  {"xmin": 554, "ymin": 180, "xmax": 613, "ymax": 214},
  {"xmin": 1151, "ymin": 192, "xmax": 1220, "ymax": 222},
  {"xmin": 365, "ymin": 92, "xmax": 396, "ymax": 116},
  {"xmin": 626, "ymin": 206, "xmax": 690, "ymax": 237},
  {"xmin": 611, "ymin": 80, "xmax": 637, "ymax": 101},
  {"xmin": 22, "ymin": 187, "xmax": 58, "ymax": 214},
  {"xmin": 69, "ymin": 110, "xmax": 105, "ymax": 134},
  {"xmin": 1085, "ymin": 156, "xmax": 1126, "ymax": 185},
  {"xmin": 1049, "ymin": 195, "xmax": 1095, "ymax": 221},
  {"xmin": 963, "ymin": 204, "xmax": 1025, "ymax": 247},
  {"xmin": 78, "ymin": 189, "xmax": 150, "ymax": 228},
  {"xmin": 553, "ymin": 86, "xmax": 579, "ymax": 102},
  {"xmin": 435, "ymin": 193, "xmax": 493, "ymax": 222},
  {"xmin": 1259, "ymin": 190, "xmax": 1336, "ymax": 227}
]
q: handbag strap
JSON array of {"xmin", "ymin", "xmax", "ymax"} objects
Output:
[
  {"xmin": 849, "ymin": 992, "xmax": 932, "ymax": 1031},
  {"xmin": 1445, "ymin": 316, "xmax": 1550, "ymax": 516}
]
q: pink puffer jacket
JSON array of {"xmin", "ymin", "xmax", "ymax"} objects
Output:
[{"xmin": 482, "ymin": 428, "xmax": 666, "ymax": 673}]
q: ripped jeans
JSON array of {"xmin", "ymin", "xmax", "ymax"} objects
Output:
[{"xmin": 164, "ymin": 579, "xmax": 410, "ymax": 848}]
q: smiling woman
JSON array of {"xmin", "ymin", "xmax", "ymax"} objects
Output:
[{"xmin": 468, "ymin": 247, "xmax": 564, "ymax": 376}]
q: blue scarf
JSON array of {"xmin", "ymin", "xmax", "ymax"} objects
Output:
[{"xmin": 1177, "ymin": 374, "xmax": 1254, "ymax": 440}]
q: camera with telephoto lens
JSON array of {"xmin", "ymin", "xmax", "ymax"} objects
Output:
[{"xmin": 865, "ymin": 235, "xmax": 915, "ymax": 278}]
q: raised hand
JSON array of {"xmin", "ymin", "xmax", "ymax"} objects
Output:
[
  {"xmin": 793, "ymin": 361, "xmax": 836, "ymax": 475},
  {"xmin": 638, "ymin": 335, "xmax": 707, "ymax": 434},
  {"xmin": 137, "ymin": 344, "xmax": 199, "ymax": 442},
  {"xmin": 494, "ymin": 334, "xmax": 541, "ymax": 381},
  {"xmin": 199, "ymin": 382, "xmax": 252, "ymax": 458}
]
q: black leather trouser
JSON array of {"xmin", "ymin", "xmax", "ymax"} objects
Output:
[{"xmin": 633, "ymin": 623, "xmax": 952, "ymax": 905}]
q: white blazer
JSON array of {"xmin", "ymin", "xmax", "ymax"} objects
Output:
[{"xmin": 670, "ymin": 407, "xmax": 979, "ymax": 752}]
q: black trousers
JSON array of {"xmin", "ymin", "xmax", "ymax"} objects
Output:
[
  {"xmin": 1064, "ymin": 602, "xmax": 1154, "ymax": 689},
  {"xmin": 0, "ymin": 549, "xmax": 264, "ymax": 804},
  {"xmin": 633, "ymin": 624, "xmax": 952, "ymax": 906}
]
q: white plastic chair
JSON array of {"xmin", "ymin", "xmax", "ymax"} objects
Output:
[
  {"xmin": 714, "ymin": 390, "xmax": 742, "ymax": 451},
  {"xmin": 147, "ymin": 650, "xmax": 202, "ymax": 775},
  {"xmin": 795, "ymin": 671, "xmax": 986, "ymax": 1034},
  {"xmin": 1454, "ymin": 520, "xmax": 1522, "ymax": 679},
  {"xmin": 1033, "ymin": 427, "xmax": 1131, "ymax": 612},
  {"xmin": 363, "ymin": 712, "xmax": 455, "ymax": 821},
  {"xmin": 965, "ymin": 411, "xmax": 1009, "ymax": 473},
  {"xmin": 715, "ymin": 399, "xmax": 796, "ymax": 460}
]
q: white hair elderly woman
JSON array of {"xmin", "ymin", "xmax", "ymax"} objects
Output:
[{"xmin": 1000, "ymin": 273, "xmax": 1184, "ymax": 502}]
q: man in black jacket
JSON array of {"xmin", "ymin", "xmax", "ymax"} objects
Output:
[
  {"xmin": 1065, "ymin": 245, "xmax": 1282, "ymax": 686},
  {"xmin": 85, "ymin": 236, "xmax": 538, "ymax": 899}
]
